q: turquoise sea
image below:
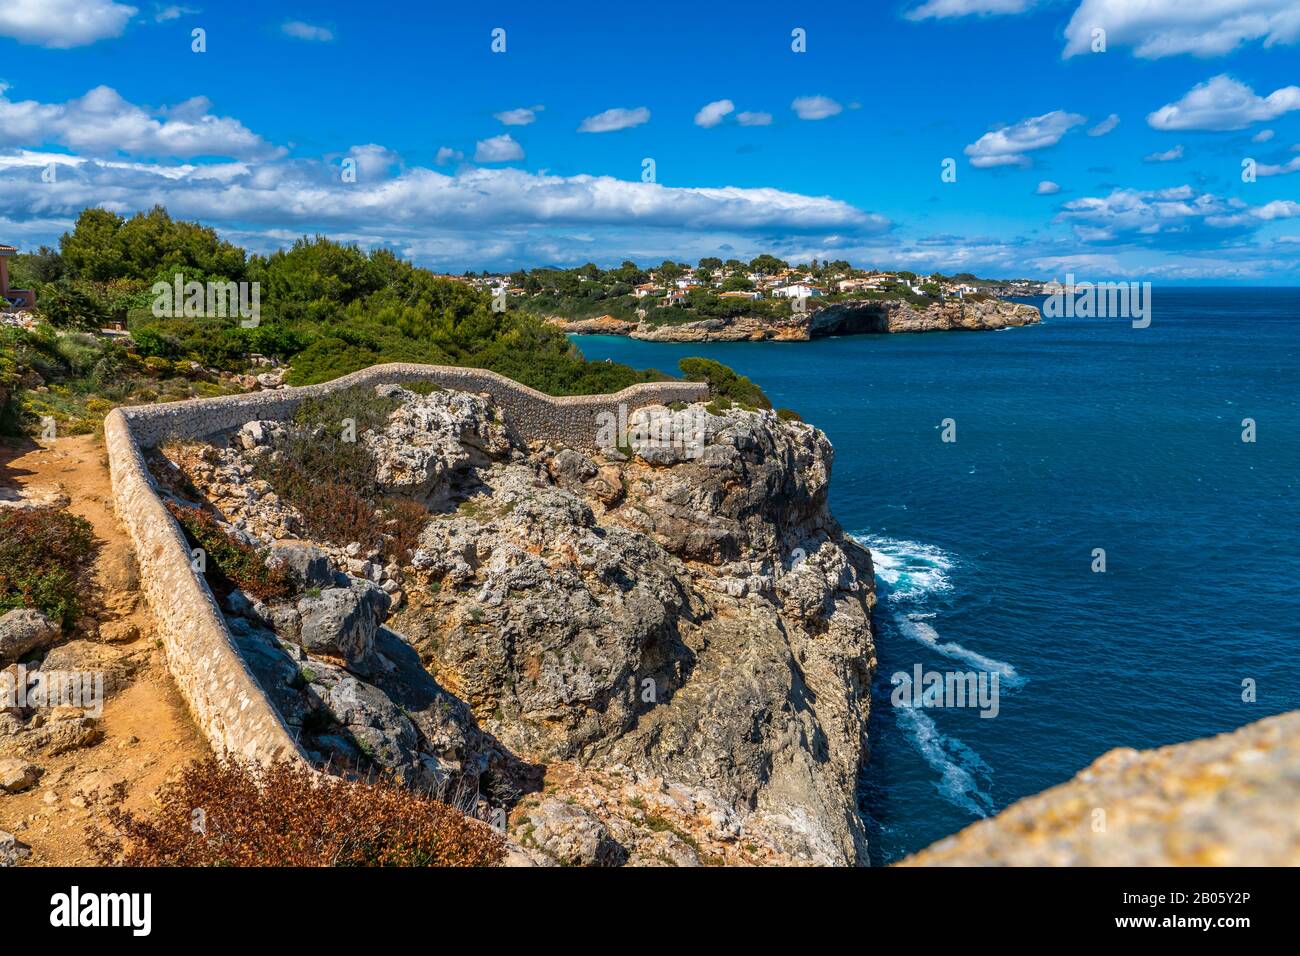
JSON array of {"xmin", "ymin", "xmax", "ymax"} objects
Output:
[{"xmin": 570, "ymin": 288, "xmax": 1300, "ymax": 864}]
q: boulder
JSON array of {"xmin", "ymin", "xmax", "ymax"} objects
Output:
[
  {"xmin": 0, "ymin": 758, "xmax": 41, "ymax": 793},
  {"xmin": 0, "ymin": 609, "xmax": 59, "ymax": 664},
  {"xmin": 521, "ymin": 798, "xmax": 626, "ymax": 866},
  {"xmin": 266, "ymin": 541, "xmax": 334, "ymax": 589},
  {"xmin": 0, "ymin": 831, "xmax": 30, "ymax": 867},
  {"xmin": 547, "ymin": 448, "xmax": 598, "ymax": 488},
  {"xmin": 366, "ymin": 386, "xmax": 513, "ymax": 502},
  {"xmin": 295, "ymin": 585, "xmax": 383, "ymax": 664}
]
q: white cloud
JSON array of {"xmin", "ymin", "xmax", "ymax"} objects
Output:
[
  {"xmin": 1144, "ymin": 144, "xmax": 1184, "ymax": 162},
  {"xmin": 905, "ymin": 0, "xmax": 1036, "ymax": 19},
  {"xmin": 965, "ymin": 110, "xmax": 1086, "ymax": 167},
  {"xmin": 0, "ymin": 151, "xmax": 885, "ymax": 242},
  {"xmin": 153, "ymin": 5, "xmax": 197, "ymax": 22},
  {"xmin": 578, "ymin": 107, "xmax": 650, "ymax": 133},
  {"xmin": 1255, "ymin": 154, "xmax": 1300, "ymax": 177},
  {"xmin": 737, "ymin": 111, "xmax": 773, "ymax": 127},
  {"xmin": 1252, "ymin": 199, "xmax": 1300, "ymax": 219},
  {"xmin": 282, "ymin": 20, "xmax": 334, "ymax": 42},
  {"xmin": 694, "ymin": 99, "xmax": 735, "ymax": 128},
  {"xmin": 434, "ymin": 147, "xmax": 464, "ymax": 166},
  {"xmin": 474, "ymin": 134, "xmax": 524, "ymax": 163},
  {"xmin": 0, "ymin": 0, "xmax": 136, "ymax": 48},
  {"xmin": 1148, "ymin": 75, "xmax": 1300, "ymax": 131},
  {"xmin": 493, "ymin": 106, "xmax": 542, "ymax": 126},
  {"xmin": 344, "ymin": 144, "xmax": 400, "ymax": 179},
  {"xmin": 792, "ymin": 96, "xmax": 843, "ymax": 121},
  {"xmin": 1036, "ymin": 180, "xmax": 1061, "ymax": 194},
  {"xmin": 1056, "ymin": 184, "xmax": 1300, "ymax": 243},
  {"xmin": 1252, "ymin": 128, "xmax": 1276, "ymax": 142},
  {"xmin": 0, "ymin": 84, "xmax": 283, "ymax": 160},
  {"xmin": 1088, "ymin": 113, "xmax": 1120, "ymax": 136},
  {"xmin": 1064, "ymin": 0, "xmax": 1300, "ymax": 59}
]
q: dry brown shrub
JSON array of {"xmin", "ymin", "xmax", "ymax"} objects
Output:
[{"xmin": 89, "ymin": 758, "xmax": 505, "ymax": 867}]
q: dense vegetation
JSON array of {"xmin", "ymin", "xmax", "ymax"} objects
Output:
[
  {"xmin": 509, "ymin": 259, "xmax": 799, "ymax": 326},
  {"xmin": 89, "ymin": 757, "xmax": 505, "ymax": 867},
  {"xmin": 0, "ymin": 206, "xmax": 674, "ymax": 435},
  {"xmin": 500, "ymin": 257, "xmax": 1021, "ymax": 320},
  {"xmin": 679, "ymin": 357, "xmax": 772, "ymax": 411},
  {"xmin": 0, "ymin": 508, "xmax": 97, "ymax": 626}
]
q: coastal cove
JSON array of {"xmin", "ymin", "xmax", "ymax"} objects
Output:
[{"xmin": 571, "ymin": 288, "xmax": 1300, "ymax": 864}]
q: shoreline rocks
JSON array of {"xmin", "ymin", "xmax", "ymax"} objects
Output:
[{"xmin": 546, "ymin": 297, "xmax": 1040, "ymax": 343}]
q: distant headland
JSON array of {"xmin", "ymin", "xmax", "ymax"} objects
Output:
[{"xmin": 445, "ymin": 257, "xmax": 1044, "ymax": 342}]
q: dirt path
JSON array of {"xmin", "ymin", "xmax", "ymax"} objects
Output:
[{"xmin": 1, "ymin": 434, "xmax": 209, "ymax": 865}]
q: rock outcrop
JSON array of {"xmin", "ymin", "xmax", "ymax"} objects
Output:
[
  {"xmin": 546, "ymin": 296, "xmax": 1039, "ymax": 342},
  {"xmin": 904, "ymin": 709, "xmax": 1300, "ymax": 866},
  {"xmin": 0, "ymin": 610, "xmax": 59, "ymax": 665},
  {"xmin": 156, "ymin": 383, "xmax": 877, "ymax": 865}
]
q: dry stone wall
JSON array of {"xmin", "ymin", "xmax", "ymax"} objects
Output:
[
  {"xmin": 119, "ymin": 363, "xmax": 708, "ymax": 449},
  {"xmin": 105, "ymin": 363, "xmax": 708, "ymax": 764}
]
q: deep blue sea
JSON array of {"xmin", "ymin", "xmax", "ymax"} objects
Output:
[{"xmin": 571, "ymin": 288, "xmax": 1300, "ymax": 864}]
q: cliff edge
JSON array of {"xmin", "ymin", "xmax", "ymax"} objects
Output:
[
  {"xmin": 904, "ymin": 709, "xmax": 1300, "ymax": 866},
  {"xmin": 150, "ymin": 384, "xmax": 877, "ymax": 866}
]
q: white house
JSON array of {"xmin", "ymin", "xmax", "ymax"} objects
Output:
[{"xmin": 771, "ymin": 283, "xmax": 825, "ymax": 299}]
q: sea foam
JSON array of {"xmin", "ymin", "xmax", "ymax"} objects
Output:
[{"xmin": 895, "ymin": 703, "xmax": 994, "ymax": 818}]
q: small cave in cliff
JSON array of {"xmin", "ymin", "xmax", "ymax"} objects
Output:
[{"xmin": 808, "ymin": 303, "xmax": 892, "ymax": 337}]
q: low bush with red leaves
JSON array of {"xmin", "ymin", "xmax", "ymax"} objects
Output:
[{"xmin": 89, "ymin": 758, "xmax": 505, "ymax": 867}]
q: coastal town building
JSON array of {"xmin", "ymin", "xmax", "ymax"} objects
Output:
[
  {"xmin": 0, "ymin": 244, "xmax": 36, "ymax": 309},
  {"xmin": 771, "ymin": 283, "xmax": 825, "ymax": 299}
]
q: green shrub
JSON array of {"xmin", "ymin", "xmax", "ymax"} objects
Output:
[
  {"xmin": 679, "ymin": 357, "xmax": 772, "ymax": 410},
  {"xmin": 0, "ymin": 508, "xmax": 96, "ymax": 625},
  {"xmin": 164, "ymin": 501, "xmax": 293, "ymax": 601}
]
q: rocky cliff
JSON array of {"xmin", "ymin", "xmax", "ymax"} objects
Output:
[
  {"xmin": 151, "ymin": 384, "xmax": 876, "ymax": 865},
  {"xmin": 904, "ymin": 709, "xmax": 1300, "ymax": 866},
  {"xmin": 546, "ymin": 297, "xmax": 1039, "ymax": 343}
]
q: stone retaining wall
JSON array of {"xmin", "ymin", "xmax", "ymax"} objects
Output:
[
  {"xmin": 119, "ymin": 363, "xmax": 708, "ymax": 450},
  {"xmin": 105, "ymin": 364, "xmax": 708, "ymax": 764}
]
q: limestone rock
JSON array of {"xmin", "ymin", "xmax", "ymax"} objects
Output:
[
  {"xmin": 518, "ymin": 798, "xmax": 626, "ymax": 866},
  {"xmin": 903, "ymin": 709, "xmax": 1300, "ymax": 866},
  {"xmin": 0, "ymin": 609, "xmax": 59, "ymax": 664},
  {"xmin": 0, "ymin": 758, "xmax": 41, "ymax": 793},
  {"xmin": 295, "ymin": 585, "xmax": 384, "ymax": 665},
  {"xmin": 266, "ymin": 541, "xmax": 334, "ymax": 589},
  {"xmin": 0, "ymin": 831, "xmax": 30, "ymax": 867},
  {"xmin": 366, "ymin": 385, "xmax": 514, "ymax": 503},
  {"xmin": 158, "ymin": 384, "xmax": 877, "ymax": 865}
]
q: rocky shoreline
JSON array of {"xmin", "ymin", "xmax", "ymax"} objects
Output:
[{"xmin": 546, "ymin": 297, "xmax": 1040, "ymax": 343}]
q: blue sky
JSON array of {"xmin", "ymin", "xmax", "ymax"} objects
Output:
[{"xmin": 1, "ymin": 0, "xmax": 1298, "ymax": 282}]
